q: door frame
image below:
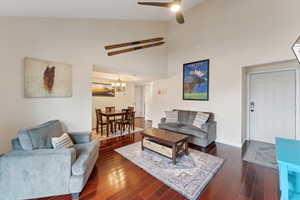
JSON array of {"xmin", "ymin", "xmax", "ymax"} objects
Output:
[
  {"xmin": 134, "ymin": 85, "xmax": 145, "ymax": 118},
  {"xmin": 246, "ymin": 67, "xmax": 299, "ymax": 142}
]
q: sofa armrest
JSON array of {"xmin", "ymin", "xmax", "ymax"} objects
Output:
[
  {"xmin": 161, "ymin": 118, "xmax": 166, "ymax": 124},
  {"xmin": 0, "ymin": 148, "xmax": 76, "ymax": 200},
  {"xmin": 201, "ymin": 121, "xmax": 217, "ymax": 134},
  {"xmin": 69, "ymin": 132, "xmax": 91, "ymax": 144}
]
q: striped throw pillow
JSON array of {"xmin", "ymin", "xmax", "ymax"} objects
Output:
[
  {"xmin": 165, "ymin": 111, "xmax": 179, "ymax": 123},
  {"xmin": 51, "ymin": 133, "xmax": 74, "ymax": 149},
  {"xmin": 193, "ymin": 112, "xmax": 210, "ymax": 129}
]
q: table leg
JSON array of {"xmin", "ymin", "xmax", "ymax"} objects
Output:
[
  {"xmin": 141, "ymin": 135, "xmax": 144, "ymax": 151},
  {"xmin": 184, "ymin": 139, "xmax": 189, "ymax": 155},
  {"xmin": 172, "ymin": 144, "xmax": 176, "ymax": 165},
  {"xmin": 133, "ymin": 118, "xmax": 135, "ymax": 130},
  {"xmin": 106, "ymin": 116, "xmax": 109, "ymax": 137},
  {"xmin": 279, "ymin": 163, "xmax": 289, "ymax": 200}
]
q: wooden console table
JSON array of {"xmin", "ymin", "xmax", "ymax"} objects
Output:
[{"xmin": 141, "ymin": 128, "xmax": 189, "ymax": 164}]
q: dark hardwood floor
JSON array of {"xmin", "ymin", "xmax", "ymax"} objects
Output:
[{"xmin": 39, "ymin": 118, "xmax": 279, "ymax": 200}]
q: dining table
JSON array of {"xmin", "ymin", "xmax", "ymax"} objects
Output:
[{"xmin": 101, "ymin": 110, "xmax": 135, "ymax": 137}]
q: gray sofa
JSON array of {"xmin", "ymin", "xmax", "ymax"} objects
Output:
[
  {"xmin": 0, "ymin": 120, "xmax": 99, "ymax": 200},
  {"xmin": 158, "ymin": 109, "xmax": 216, "ymax": 148}
]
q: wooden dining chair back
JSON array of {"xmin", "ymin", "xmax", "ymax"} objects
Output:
[
  {"xmin": 128, "ymin": 106, "xmax": 134, "ymax": 111},
  {"xmin": 114, "ymin": 110, "xmax": 126, "ymax": 134},
  {"xmin": 96, "ymin": 109, "xmax": 108, "ymax": 136},
  {"xmin": 128, "ymin": 110, "xmax": 135, "ymax": 130},
  {"xmin": 105, "ymin": 106, "xmax": 115, "ymax": 113},
  {"xmin": 121, "ymin": 109, "xmax": 130, "ymax": 120},
  {"xmin": 121, "ymin": 109, "xmax": 135, "ymax": 131},
  {"xmin": 96, "ymin": 109, "xmax": 102, "ymax": 123}
]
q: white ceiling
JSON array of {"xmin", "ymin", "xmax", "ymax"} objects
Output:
[{"xmin": 0, "ymin": 0, "xmax": 205, "ymax": 21}]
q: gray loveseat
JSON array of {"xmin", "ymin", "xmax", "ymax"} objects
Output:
[
  {"xmin": 0, "ymin": 120, "xmax": 99, "ymax": 200},
  {"xmin": 158, "ymin": 109, "xmax": 216, "ymax": 148}
]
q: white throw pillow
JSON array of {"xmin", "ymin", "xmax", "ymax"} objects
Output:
[
  {"xmin": 193, "ymin": 112, "xmax": 210, "ymax": 129},
  {"xmin": 51, "ymin": 133, "xmax": 74, "ymax": 149},
  {"xmin": 165, "ymin": 111, "xmax": 179, "ymax": 123}
]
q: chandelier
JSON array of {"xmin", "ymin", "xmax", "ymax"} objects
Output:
[{"xmin": 112, "ymin": 77, "xmax": 126, "ymax": 92}]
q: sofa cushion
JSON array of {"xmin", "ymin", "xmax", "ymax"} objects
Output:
[
  {"xmin": 193, "ymin": 112, "xmax": 210, "ymax": 129},
  {"xmin": 11, "ymin": 138, "xmax": 23, "ymax": 151},
  {"xmin": 159, "ymin": 123, "xmax": 207, "ymax": 139},
  {"xmin": 17, "ymin": 120, "xmax": 63, "ymax": 150},
  {"xmin": 180, "ymin": 125, "xmax": 208, "ymax": 139},
  {"xmin": 165, "ymin": 111, "xmax": 179, "ymax": 123},
  {"xmin": 178, "ymin": 110, "xmax": 190, "ymax": 125},
  {"xmin": 159, "ymin": 123, "xmax": 183, "ymax": 132},
  {"xmin": 72, "ymin": 140, "xmax": 99, "ymax": 176},
  {"xmin": 52, "ymin": 133, "xmax": 74, "ymax": 149},
  {"xmin": 188, "ymin": 111, "xmax": 198, "ymax": 124}
]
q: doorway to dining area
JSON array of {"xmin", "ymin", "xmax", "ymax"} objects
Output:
[{"xmin": 91, "ymin": 70, "xmax": 149, "ymax": 142}]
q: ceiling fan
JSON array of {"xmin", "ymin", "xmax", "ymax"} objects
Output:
[{"xmin": 138, "ymin": 0, "xmax": 185, "ymax": 24}]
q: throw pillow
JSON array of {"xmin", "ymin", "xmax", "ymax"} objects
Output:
[
  {"xmin": 193, "ymin": 112, "xmax": 210, "ymax": 129},
  {"xmin": 165, "ymin": 111, "xmax": 179, "ymax": 123},
  {"xmin": 51, "ymin": 133, "xmax": 74, "ymax": 149}
]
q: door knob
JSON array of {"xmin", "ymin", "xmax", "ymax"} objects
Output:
[{"xmin": 250, "ymin": 102, "xmax": 255, "ymax": 112}]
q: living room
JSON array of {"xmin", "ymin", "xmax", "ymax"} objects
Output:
[{"xmin": 0, "ymin": 0, "xmax": 300, "ymax": 199}]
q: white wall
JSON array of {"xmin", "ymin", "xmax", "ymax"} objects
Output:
[
  {"xmin": 134, "ymin": 85, "xmax": 145, "ymax": 117},
  {"xmin": 150, "ymin": 0, "xmax": 300, "ymax": 147},
  {"xmin": 0, "ymin": 17, "xmax": 167, "ymax": 153}
]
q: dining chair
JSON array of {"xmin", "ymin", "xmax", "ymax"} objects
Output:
[
  {"xmin": 117, "ymin": 109, "xmax": 135, "ymax": 133},
  {"xmin": 115, "ymin": 111, "xmax": 127, "ymax": 135},
  {"xmin": 105, "ymin": 106, "xmax": 115, "ymax": 113},
  {"xmin": 128, "ymin": 109, "xmax": 135, "ymax": 131},
  {"xmin": 96, "ymin": 109, "xmax": 109, "ymax": 136},
  {"xmin": 105, "ymin": 106, "xmax": 117, "ymax": 134},
  {"xmin": 127, "ymin": 108, "xmax": 135, "ymax": 130},
  {"xmin": 128, "ymin": 106, "xmax": 134, "ymax": 111}
]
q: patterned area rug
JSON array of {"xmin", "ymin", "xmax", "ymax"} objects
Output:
[
  {"xmin": 115, "ymin": 142, "xmax": 224, "ymax": 200},
  {"xmin": 92, "ymin": 127, "xmax": 144, "ymax": 141},
  {"xmin": 243, "ymin": 140, "xmax": 277, "ymax": 169}
]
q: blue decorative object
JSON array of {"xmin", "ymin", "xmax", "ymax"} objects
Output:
[{"xmin": 276, "ymin": 137, "xmax": 300, "ymax": 200}]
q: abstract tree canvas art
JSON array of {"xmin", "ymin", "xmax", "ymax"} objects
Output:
[
  {"xmin": 24, "ymin": 57, "xmax": 72, "ymax": 98},
  {"xmin": 183, "ymin": 59, "xmax": 209, "ymax": 101}
]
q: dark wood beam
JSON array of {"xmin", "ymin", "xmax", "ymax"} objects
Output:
[
  {"xmin": 107, "ymin": 41, "xmax": 165, "ymax": 56},
  {"xmin": 104, "ymin": 37, "xmax": 164, "ymax": 50}
]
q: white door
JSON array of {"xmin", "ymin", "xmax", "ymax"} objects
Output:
[
  {"xmin": 249, "ymin": 70, "xmax": 296, "ymax": 144},
  {"xmin": 135, "ymin": 86, "xmax": 145, "ymax": 117}
]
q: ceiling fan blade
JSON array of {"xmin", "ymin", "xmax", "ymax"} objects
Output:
[
  {"xmin": 174, "ymin": 0, "xmax": 182, "ymax": 4},
  {"xmin": 138, "ymin": 2, "xmax": 171, "ymax": 8},
  {"xmin": 176, "ymin": 11, "xmax": 185, "ymax": 24}
]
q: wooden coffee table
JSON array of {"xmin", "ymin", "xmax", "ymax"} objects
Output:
[{"xmin": 141, "ymin": 128, "xmax": 189, "ymax": 164}]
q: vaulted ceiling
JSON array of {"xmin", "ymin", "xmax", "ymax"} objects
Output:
[{"xmin": 0, "ymin": 0, "xmax": 205, "ymax": 21}]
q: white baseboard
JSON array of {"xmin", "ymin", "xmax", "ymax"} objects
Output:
[{"xmin": 215, "ymin": 139, "xmax": 242, "ymax": 148}]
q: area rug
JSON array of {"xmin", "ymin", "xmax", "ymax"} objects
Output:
[
  {"xmin": 92, "ymin": 127, "xmax": 145, "ymax": 141},
  {"xmin": 243, "ymin": 140, "xmax": 277, "ymax": 169},
  {"xmin": 115, "ymin": 142, "xmax": 224, "ymax": 200}
]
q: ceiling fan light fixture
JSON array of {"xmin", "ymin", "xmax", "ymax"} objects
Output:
[{"xmin": 170, "ymin": 4, "xmax": 181, "ymax": 12}]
